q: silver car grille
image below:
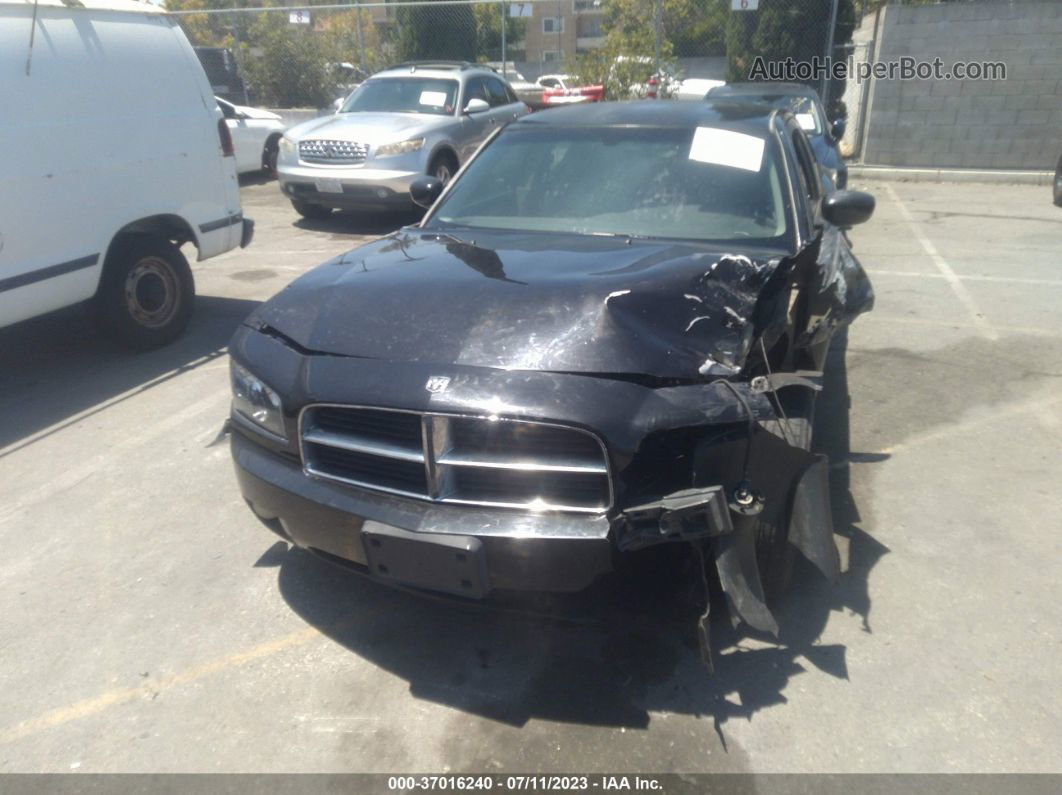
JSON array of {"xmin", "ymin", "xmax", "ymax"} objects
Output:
[
  {"xmin": 299, "ymin": 406, "xmax": 612, "ymax": 514},
  {"xmin": 298, "ymin": 139, "xmax": 368, "ymax": 165}
]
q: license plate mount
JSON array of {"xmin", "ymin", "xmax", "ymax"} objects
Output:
[
  {"xmin": 313, "ymin": 178, "xmax": 344, "ymax": 194},
  {"xmin": 361, "ymin": 521, "xmax": 490, "ymax": 598}
]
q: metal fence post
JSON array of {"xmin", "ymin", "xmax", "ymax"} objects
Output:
[
  {"xmin": 230, "ymin": 8, "xmax": 249, "ymax": 105},
  {"xmin": 822, "ymin": 0, "xmax": 840, "ymax": 102},
  {"xmin": 654, "ymin": 0, "xmax": 662, "ymax": 77},
  {"xmin": 355, "ymin": 0, "xmax": 365, "ymax": 69}
]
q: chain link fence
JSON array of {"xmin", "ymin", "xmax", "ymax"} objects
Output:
[{"xmin": 168, "ymin": 0, "xmax": 858, "ymax": 115}]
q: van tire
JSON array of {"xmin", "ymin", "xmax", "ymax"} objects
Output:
[
  {"xmin": 95, "ymin": 236, "xmax": 194, "ymax": 350},
  {"xmin": 292, "ymin": 201, "xmax": 332, "ymax": 220}
]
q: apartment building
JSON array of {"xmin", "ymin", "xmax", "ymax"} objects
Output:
[{"xmin": 523, "ymin": 0, "xmax": 605, "ymax": 66}]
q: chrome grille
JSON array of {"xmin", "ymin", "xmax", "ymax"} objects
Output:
[
  {"xmin": 300, "ymin": 406, "xmax": 611, "ymax": 514},
  {"xmin": 298, "ymin": 139, "xmax": 368, "ymax": 165}
]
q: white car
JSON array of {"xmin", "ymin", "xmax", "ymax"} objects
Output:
[
  {"xmin": 217, "ymin": 98, "xmax": 287, "ymax": 175},
  {"xmin": 536, "ymin": 74, "xmax": 604, "ymax": 105},
  {"xmin": 0, "ymin": 0, "xmax": 251, "ymax": 349}
]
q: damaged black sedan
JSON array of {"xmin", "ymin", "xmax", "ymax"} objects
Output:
[{"xmin": 228, "ymin": 101, "xmax": 875, "ymax": 648}]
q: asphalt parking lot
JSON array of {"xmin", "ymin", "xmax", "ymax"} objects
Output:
[{"xmin": 1, "ymin": 175, "xmax": 1060, "ymax": 774}]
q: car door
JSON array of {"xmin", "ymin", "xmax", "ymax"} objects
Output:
[
  {"xmin": 457, "ymin": 77, "xmax": 494, "ymax": 162},
  {"xmin": 485, "ymin": 75, "xmax": 528, "ymax": 124},
  {"xmin": 218, "ymin": 99, "xmax": 258, "ymax": 173}
]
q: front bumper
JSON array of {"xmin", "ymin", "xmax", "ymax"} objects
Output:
[
  {"xmin": 277, "ymin": 164, "xmax": 420, "ymax": 210},
  {"xmin": 232, "ymin": 429, "xmax": 615, "ymax": 595}
]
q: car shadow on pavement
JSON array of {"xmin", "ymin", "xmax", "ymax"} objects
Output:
[
  {"xmin": 0, "ymin": 294, "xmax": 260, "ymax": 453},
  {"xmin": 292, "ymin": 209, "xmax": 421, "ymax": 237},
  {"xmin": 269, "ymin": 329, "xmax": 888, "ymax": 748}
]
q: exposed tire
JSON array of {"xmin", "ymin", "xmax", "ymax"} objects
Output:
[
  {"xmin": 262, "ymin": 137, "xmax": 280, "ymax": 175},
  {"xmin": 292, "ymin": 200, "xmax": 332, "ymax": 220},
  {"xmin": 429, "ymin": 151, "xmax": 458, "ymax": 186},
  {"xmin": 95, "ymin": 236, "xmax": 194, "ymax": 351}
]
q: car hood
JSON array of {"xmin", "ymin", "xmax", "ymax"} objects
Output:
[
  {"xmin": 286, "ymin": 112, "xmax": 443, "ymax": 144},
  {"xmin": 245, "ymin": 229, "xmax": 801, "ymax": 380},
  {"xmin": 232, "ymin": 104, "xmax": 283, "ymax": 121}
]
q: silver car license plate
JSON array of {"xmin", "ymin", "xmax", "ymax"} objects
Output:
[{"xmin": 314, "ymin": 178, "xmax": 343, "ymax": 194}]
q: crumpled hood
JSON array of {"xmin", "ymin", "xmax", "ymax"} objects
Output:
[
  {"xmin": 245, "ymin": 229, "xmax": 803, "ymax": 380},
  {"xmin": 286, "ymin": 112, "xmax": 434, "ymax": 145}
]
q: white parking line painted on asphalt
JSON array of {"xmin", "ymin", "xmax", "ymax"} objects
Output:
[
  {"xmin": 862, "ymin": 313, "xmax": 1062, "ymax": 339},
  {"xmin": 883, "ymin": 184, "xmax": 1000, "ymax": 342},
  {"xmin": 0, "ymin": 390, "xmax": 227, "ymax": 527},
  {"xmin": 879, "ymin": 391, "xmax": 1062, "ymax": 456},
  {"xmin": 867, "ymin": 270, "xmax": 1062, "ymax": 288}
]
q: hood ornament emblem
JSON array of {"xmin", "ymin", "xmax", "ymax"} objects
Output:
[{"xmin": 425, "ymin": 376, "xmax": 451, "ymax": 394}]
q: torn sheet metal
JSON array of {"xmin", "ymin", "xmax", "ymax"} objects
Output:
[{"xmin": 788, "ymin": 455, "xmax": 840, "ymax": 584}]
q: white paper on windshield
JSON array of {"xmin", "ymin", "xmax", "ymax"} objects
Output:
[
  {"xmin": 419, "ymin": 91, "xmax": 448, "ymax": 107},
  {"xmin": 795, "ymin": 113, "xmax": 817, "ymax": 131},
  {"xmin": 688, "ymin": 127, "xmax": 765, "ymax": 172}
]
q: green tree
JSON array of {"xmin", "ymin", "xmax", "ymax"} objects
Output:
[
  {"xmin": 725, "ymin": 0, "xmax": 856, "ymax": 117},
  {"xmin": 241, "ymin": 13, "xmax": 336, "ymax": 108},
  {"xmin": 396, "ymin": 0, "xmax": 477, "ymax": 62},
  {"xmin": 472, "ymin": 3, "xmax": 526, "ymax": 63}
]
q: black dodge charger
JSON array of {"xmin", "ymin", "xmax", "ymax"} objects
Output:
[{"xmin": 228, "ymin": 101, "xmax": 876, "ymax": 641}]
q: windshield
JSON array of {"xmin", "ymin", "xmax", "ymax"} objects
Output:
[
  {"xmin": 427, "ymin": 125, "xmax": 791, "ymax": 245},
  {"xmin": 340, "ymin": 77, "xmax": 459, "ymax": 116}
]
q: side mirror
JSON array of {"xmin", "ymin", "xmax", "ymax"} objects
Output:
[
  {"xmin": 410, "ymin": 174, "xmax": 444, "ymax": 209},
  {"xmin": 821, "ymin": 190, "xmax": 875, "ymax": 228},
  {"xmin": 464, "ymin": 97, "xmax": 490, "ymax": 114},
  {"xmin": 830, "ymin": 118, "xmax": 846, "ymax": 140}
]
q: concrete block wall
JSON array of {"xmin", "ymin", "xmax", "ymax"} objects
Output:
[{"xmin": 863, "ymin": 0, "xmax": 1062, "ymax": 169}]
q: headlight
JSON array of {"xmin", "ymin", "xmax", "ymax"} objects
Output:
[
  {"xmin": 375, "ymin": 137, "xmax": 425, "ymax": 157},
  {"xmin": 230, "ymin": 361, "xmax": 286, "ymax": 440},
  {"xmin": 278, "ymin": 136, "xmax": 295, "ymax": 155}
]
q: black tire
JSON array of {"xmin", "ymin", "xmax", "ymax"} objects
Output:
[
  {"xmin": 95, "ymin": 236, "xmax": 194, "ymax": 351},
  {"xmin": 262, "ymin": 137, "xmax": 280, "ymax": 176},
  {"xmin": 429, "ymin": 151, "xmax": 458, "ymax": 186},
  {"xmin": 292, "ymin": 200, "xmax": 332, "ymax": 220}
]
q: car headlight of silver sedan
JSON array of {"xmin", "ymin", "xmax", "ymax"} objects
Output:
[
  {"xmin": 375, "ymin": 137, "xmax": 425, "ymax": 157},
  {"xmin": 278, "ymin": 136, "xmax": 296, "ymax": 156},
  {"xmin": 230, "ymin": 361, "xmax": 286, "ymax": 440}
]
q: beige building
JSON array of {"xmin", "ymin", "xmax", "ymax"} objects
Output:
[{"xmin": 523, "ymin": 0, "xmax": 604, "ymax": 67}]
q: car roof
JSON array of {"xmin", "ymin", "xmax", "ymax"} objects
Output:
[
  {"xmin": 516, "ymin": 100, "xmax": 779, "ymax": 135},
  {"xmin": 2, "ymin": 0, "xmax": 160, "ymax": 12},
  {"xmin": 710, "ymin": 82, "xmax": 821, "ymax": 101},
  {"xmin": 374, "ymin": 62, "xmax": 497, "ymax": 80}
]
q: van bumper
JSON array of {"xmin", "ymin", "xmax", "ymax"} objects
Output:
[{"xmin": 240, "ymin": 217, "xmax": 255, "ymax": 248}]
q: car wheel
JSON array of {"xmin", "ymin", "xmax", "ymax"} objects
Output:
[
  {"xmin": 429, "ymin": 152, "xmax": 458, "ymax": 186},
  {"xmin": 95, "ymin": 236, "xmax": 194, "ymax": 350},
  {"xmin": 292, "ymin": 200, "xmax": 332, "ymax": 220},
  {"xmin": 1053, "ymin": 157, "xmax": 1062, "ymax": 207},
  {"xmin": 262, "ymin": 137, "xmax": 280, "ymax": 175}
]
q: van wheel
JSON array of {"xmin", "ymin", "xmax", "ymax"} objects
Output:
[
  {"xmin": 95, "ymin": 236, "xmax": 194, "ymax": 350},
  {"xmin": 292, "ymin": 201, "xmax": 332, "ymax": 220}
]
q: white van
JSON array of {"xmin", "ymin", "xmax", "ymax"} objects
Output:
[{"xmin": 0, "ymin": 0, "xmax": 252, "ymax": 349}]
